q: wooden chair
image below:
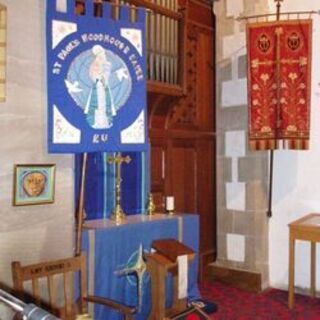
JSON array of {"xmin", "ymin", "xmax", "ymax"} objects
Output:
[{"xmin": 11, "ymin": 253, "xmax": 136, "ymax": 320}]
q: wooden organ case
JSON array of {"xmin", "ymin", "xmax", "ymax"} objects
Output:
[{"xmin": 76, "ymin": 0, "xmax": 216, "ymax": 278}]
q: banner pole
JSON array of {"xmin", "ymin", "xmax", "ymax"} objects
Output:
[
  {"xmin": 267, "ymin": 0, "xmax": 282, "ymax": 218},
  {"xmin": 76, "ymin": 152, "xmax": 88, "ymax": 256},
  {"xmin": 236, "ymin": 10, "xmax": 319, "ymax": 21}
]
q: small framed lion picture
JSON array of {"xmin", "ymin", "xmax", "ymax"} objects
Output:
[{"xmin": 13, "ymin": 164, "xmax": 56, "ymax": 206}]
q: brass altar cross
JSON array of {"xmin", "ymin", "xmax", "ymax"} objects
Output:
[{"xmin": 108, "ymin": 152, "xmax": 131, "ymax": 223}]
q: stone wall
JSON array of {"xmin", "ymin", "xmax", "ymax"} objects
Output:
[
  {"xmin": 0, "ymin": 1, "xmax": 74, "ymax": 317},
  {"xmin": 214, "ymin": 0, "xmax": 270, "ymax": 288}
]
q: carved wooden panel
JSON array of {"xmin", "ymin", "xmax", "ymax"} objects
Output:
[
  {"xmin": 196, "ymin": 32, "xmax": 214, "ymax": 131},
  {"xmin": 196, "ymin": 139, "xmax": 215, "ymax": 254},
  {"xmin": 168, "ymin": 26, "xmax": 198, "ymax": 128},
  {"xmin": 170, "ymin": 140, "xmax": 197, "ymax": 213},
  {"xmin": 150, "ymin": 138, "xmax": 166, "ymax": 210},
  {"xmin": 147, "ymin": 0, "xmax": 216, "ymax": 278},
  {"xmin": 151, "ymin": 145, "xmax": 165, "ymax": 189}
]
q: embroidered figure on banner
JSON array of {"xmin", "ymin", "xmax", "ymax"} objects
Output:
[
  {"xmin": 65, "ymin": 44, "xmax": 132, "ymax": 130},
  {"xmin": 46, "ymin": 1, "xmax": 148, "ymax": 153}
]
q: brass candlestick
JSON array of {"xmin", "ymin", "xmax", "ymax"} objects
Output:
[
  {"xmin": 108, "ymin": 152, "xmax": 131, "ymax": 223},
  {"xmin": 167, "ymin": 210, "xmax": 174, "ymax": 215},
  {"xmin": 147, "ymin": 193, "xmax": 155, "ymax": 215}
]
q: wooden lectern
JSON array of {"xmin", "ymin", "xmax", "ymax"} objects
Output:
[{"xmin": 146, "ymin": 239, "xmax": 195, "ymax": 320}]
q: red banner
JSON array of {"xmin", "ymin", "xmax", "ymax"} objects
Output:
[{"xmin": 247, "ymin": 20, "xmax": 312, "ymax": 150}]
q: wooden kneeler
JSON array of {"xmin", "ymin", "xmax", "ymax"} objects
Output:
[{"xmin": 146, "ymin": 239, "xmax": 195, "ymax": 320}]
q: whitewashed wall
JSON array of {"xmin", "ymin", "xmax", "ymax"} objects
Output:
[
  {"xmin": 268, "ymin": 0, "xmax": 320, "ymax": 291},
  {"xmin": 0, "ymin": 1, "xmax": 74, "ymax": 317}
]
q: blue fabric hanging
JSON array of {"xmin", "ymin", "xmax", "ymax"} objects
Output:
[{"xmin": 75, "ymin": 151, "xmax": 149, "ymax": 219}]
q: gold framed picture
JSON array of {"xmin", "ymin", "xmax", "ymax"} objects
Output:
[{"xmin": 13, "ymin": 164, "xmax": 56, "ymax": 206}]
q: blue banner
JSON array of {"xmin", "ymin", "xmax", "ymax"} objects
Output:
[{"xmin": 46, "ymin": 1, "xmax": 148, "ymax": 153}]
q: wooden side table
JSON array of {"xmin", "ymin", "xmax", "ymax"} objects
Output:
[{"xmin": 288, "ymin": 213, "xmax": 320, "ymax": 309}]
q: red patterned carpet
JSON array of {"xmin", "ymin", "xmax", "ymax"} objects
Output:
[{"xmin": 199, "ymin": 281, "xmax": 320, "ymax": 319}]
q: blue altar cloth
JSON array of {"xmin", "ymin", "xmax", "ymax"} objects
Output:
[{"xmin": 82, "ymin": 214, "xmax": 200, "ymax": 319}]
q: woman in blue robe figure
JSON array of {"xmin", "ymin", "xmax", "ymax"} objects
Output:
[{"xmin": 84, "ymin": 45, "xmax": 116, "ymax": 129}]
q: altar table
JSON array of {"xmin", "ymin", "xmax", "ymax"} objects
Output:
[{"xmin": 82, "ymin": 213, "xmax": 200, "ymax": 320}]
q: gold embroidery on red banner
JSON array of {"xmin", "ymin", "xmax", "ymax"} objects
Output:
[{"xmin": 247, "ymin": 20, "xmax": 312, "ymax": 150}]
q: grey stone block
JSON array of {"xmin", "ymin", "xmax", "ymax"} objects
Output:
[
  {"xmin": 217, "ymin": 59, "xmax": 233, "ymax": 82},
  {"xmin": 216, "ymin": 132, "xmax": 226, "ymax": 156},
  {"xmin": 233, "ymin": 211, "xmax": 254, "ymax": 236},
  {"xmin": 254, "ymin": 235, "xmax": 269, "ymax": 265},
  {"xmin": 238, "ymin": 155, "xmax": 269, "ymax": 182},
  {"xmin": 246, "ymin": 181, "xmax": 268, "ymax": 211},
  {"xmin": 244, "ymin": 236, "xmax": 256, "ymax": 268},
  {"xmin": 217, "ymin": 210, "xmax": 234, "ymax": 234},
  {"xmin": 216, "ymin": 106, "xmax": 248, "ymax": 131},
  {"xmin": 216, "ymin": 234, "xmax": 227, "ymax": 261},
  {"xmin": 217, "ymin": 156, "xmax": 232, "ymax": 183},
  {"xmin": 238, "ymin": 54, "xmax": 247, "ymax": 79}
]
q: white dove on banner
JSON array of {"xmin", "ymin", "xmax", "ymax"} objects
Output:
[{"xmin": 65, "ymin": 79, "xmax": 83, "ymax": 93}]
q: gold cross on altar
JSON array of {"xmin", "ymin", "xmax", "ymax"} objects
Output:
[
  {"xmin": 108, "ymin": 153, "xmax": 131, "ymax": 167},
  {"xmin": 108, "ymin": 152, "xmax": 131, "ymax": 223}
]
